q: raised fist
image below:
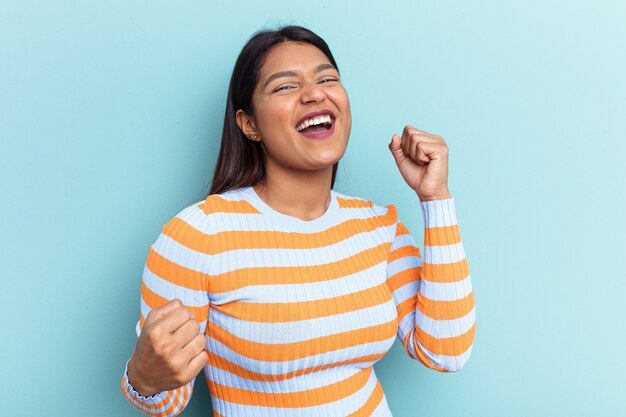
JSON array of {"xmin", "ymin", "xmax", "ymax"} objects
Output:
[{"xmin": 127, "ymin": 299, "xmax": 208, "ymax": 396}]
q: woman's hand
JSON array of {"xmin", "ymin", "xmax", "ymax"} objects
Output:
[
  {"xmin": 388, "ymin": 126, "xmax": 452, "ymax": 201},
  {"xmin": 127, "ymin": 299, "xmax": 208, "ymax": 397}
]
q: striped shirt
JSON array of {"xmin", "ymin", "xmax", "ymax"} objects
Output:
[{"xmin": 121, "ymin": 186, "xmax": 475, "ymax": 417}]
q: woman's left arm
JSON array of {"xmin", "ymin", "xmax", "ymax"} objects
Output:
[
  {"xmin": 386, "ymin": 199, "xmax": 474, "ymax": 371},
  {"xmin": 386, "ymin": 126, "xmax": 475, "ymax": 372}
]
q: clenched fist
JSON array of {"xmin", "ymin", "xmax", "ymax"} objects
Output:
[
  {"xmin": 388, "ymin": 126, "xmax": 452, "ymax": 201},
  {"xmin": 127, "ymin": 299, "xmax": 208, "ymax": 397}
]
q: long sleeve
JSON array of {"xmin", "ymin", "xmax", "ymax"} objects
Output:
[
  {"xmin": 385, "ymin": 198, "xmax": 475, "ymax": 372},
  {"xmin": 121, "ymin": 206, "xmax": 212, "ymax": 416}
]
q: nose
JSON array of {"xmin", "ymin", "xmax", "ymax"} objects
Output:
[{"xmin": 300, "ymin": 81, "xmax": 326, "ymax": 104}]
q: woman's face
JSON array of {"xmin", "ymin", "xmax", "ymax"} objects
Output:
[{"xmin": 240, "ymin": 41, "xmax": 352, "ymax": 173}]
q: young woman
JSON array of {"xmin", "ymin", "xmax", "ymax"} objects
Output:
[{"xmin": 121, "ymin": 25, "xmax": 475, "ymax": 417}]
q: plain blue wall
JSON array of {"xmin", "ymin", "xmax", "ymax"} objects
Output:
[{"xmin": 1, "ymin": 1, "xmax": 625, "ymax": 416}]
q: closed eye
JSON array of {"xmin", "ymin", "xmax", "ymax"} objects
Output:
[{"xmin": 273, "ymin": 84, "xmax": 297, "ymax": 93}]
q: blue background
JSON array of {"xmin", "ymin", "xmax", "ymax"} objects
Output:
[{"xmin": 1, "ymin": 1, "xmax": 625, "ymax": 416}]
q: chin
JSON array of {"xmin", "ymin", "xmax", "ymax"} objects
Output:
[
  {"xmin": 311, "ymin": 156, "xmax": 342, "ymax": 170},
  {"xmin": 319, "ymin": 146, "xmax": 345, "ymax": 161}
]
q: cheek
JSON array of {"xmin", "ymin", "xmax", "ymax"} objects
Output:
[
  {"xmin": 258, "ymin": 102, "xmax": 295, "ymax": 135},
  {"xmin": 334, "ymin": 89, "xmax": 351, "ymax": 129}
]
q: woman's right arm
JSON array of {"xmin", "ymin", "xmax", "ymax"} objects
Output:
[{"xmin": 121, "ymin": 209, "xmax": 212, "ymax": 417}]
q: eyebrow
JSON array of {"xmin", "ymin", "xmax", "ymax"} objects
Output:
[{"xmin": 263, "ymin": 63, "xmax": 337, "ymax": 89}]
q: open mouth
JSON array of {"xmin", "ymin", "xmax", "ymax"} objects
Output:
[{"xmin": 295, "ymin": 113, "xmax": 335, "ymax": 134}]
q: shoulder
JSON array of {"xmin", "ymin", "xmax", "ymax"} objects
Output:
[
  {"xmin": 161, "ymin": 188, "xmax": 260, "ymax": 237},
  {"xmin": 197, "ymin": 188, "xmax": 261, "ymax": 217}
]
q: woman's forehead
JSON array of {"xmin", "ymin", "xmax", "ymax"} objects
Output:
[{"xmin": 260, "ymin": 42, "xmax": 333, "ymax": 77}]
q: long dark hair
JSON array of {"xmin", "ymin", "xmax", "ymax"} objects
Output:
[{"xmin": 208, "ymin": 25, "xmax": 340, "ymax": 196}]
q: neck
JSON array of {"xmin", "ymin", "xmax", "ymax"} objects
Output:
[{"xmin": 253, "ymin": 162, "xmax": 334, "ymax": 221}]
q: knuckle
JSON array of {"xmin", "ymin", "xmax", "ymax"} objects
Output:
[
  {"xmin": 154, "ymin": 347, "xmax": 168, "ymax": 360},
  {"xmin": 154, "ymin": 342, "xmax": 168, "ymax": 358},
  {"xmin": 147, "ymin": 327, "xmax": 162, "ymax": 343},
  {"xmin": 145, "ymin": 310, "xmax": 158, "ymax": 323},
  {"xmin": 162, "ymin": 356, "xmax": 177, "ymax": 372},
  {"xmin": 159, "ymin": 339, "xmax": 178, "ymax": 357},
  {"xmin": 192, "ymin": 321, "xmax": 201, "ymax": 333},
  {"xmin": 196, "ymin": 335, "xmax": 207, "ymax": 349},
  {"xmin": 174, "ymin": 308, "xmax": 190, "ymax": 321},
  {"xmin": 170, "ymin": 354, "xmax": 186, "ymax": 370}
]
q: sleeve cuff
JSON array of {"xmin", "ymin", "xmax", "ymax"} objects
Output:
[
  {"xmin": 420, "ymin": 198, "xmax": 457, "ymax": 228},
  {"xmin": 123, "ymin": 359, "xmax": 169, "ymax": 404}
]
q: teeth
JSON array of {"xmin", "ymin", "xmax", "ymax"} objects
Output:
[{"xmin": 296, "ymin": 114, "xmax": 333, "ymax": 132}]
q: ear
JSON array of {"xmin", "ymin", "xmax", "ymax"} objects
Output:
[{"xmin": 236, "ymin": 109, "xmax": 261, "ymax": 142}]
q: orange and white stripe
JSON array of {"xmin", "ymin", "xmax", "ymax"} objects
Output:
[{"xmin": 122, "ymin": 186, "xmax": 474, "ymax": 416}]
